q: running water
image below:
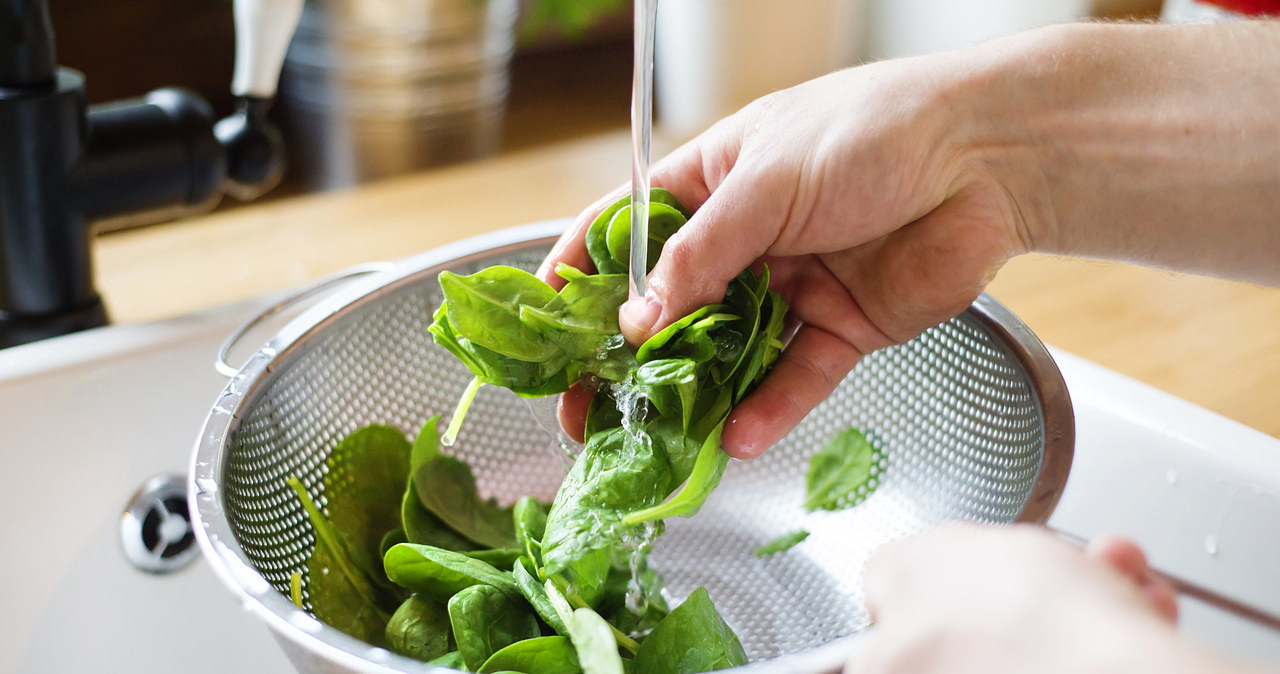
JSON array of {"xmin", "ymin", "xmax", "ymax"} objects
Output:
[{"xmin": 629, "ymin": 0, "xmax": 659, "ymax": 300}]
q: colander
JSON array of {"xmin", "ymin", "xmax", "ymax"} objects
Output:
[{"xmin": 190, "ymin": 221, "xmax": 1074, "ymax": 674}]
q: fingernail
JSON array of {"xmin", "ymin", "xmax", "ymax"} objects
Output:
[{"xmin": 620, "ymin": 295, "xmax": 662, "ymax": 341}]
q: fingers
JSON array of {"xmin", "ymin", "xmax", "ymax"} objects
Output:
[
  {"xmin": 721, "ymin": 324, "xmax": 862, "ymax": 459},
  {"xmin": 537, "ymin": 184, "xmax": 629, "ymax": 289},
  {"xmin": 556, "ymin": 382, "xmax": 594, "ymax": 444},
  {"xmin": 1087, "ymin": 534, "xmax": 1179, "ymax": 624},
  {"xmin": 620, "ymin": 165, "xmax": 790, "ymax": 344}
]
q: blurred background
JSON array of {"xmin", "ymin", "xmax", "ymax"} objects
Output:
[{"xmin": 47, "ymin": 0, "xmax": 1163, "ymax": 225}]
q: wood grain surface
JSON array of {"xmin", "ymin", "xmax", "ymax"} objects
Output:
[{"xmin": 95, "ymin": 131, "xmax": 1280, "ymax": 441}]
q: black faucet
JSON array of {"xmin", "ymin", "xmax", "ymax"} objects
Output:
[{"xmin": 0, "ymin": 0, "xmax": 301, "ymax": 348}]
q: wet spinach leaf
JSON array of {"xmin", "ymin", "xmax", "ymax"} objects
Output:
[
  {"xmin": 429, "ymin": 651, "xmax": 466, "ymax": 669},
  {"xmin": 385, "ymin": 594, "xmax": 453, "ymax": 662},
  {"xmin": 514, "ymin": 496, "xmax": 549, "ymax": 566},
  {"xmin": 805, "ymin": 428, "xmax": 880, "ymax": 511},
  {"xmin": 567, "ymin": 607, "xmax": 626, "ymax": 674},
  {"xmin": 752, "ymin": 530, "xmax": 811, "ymax": 557},
  {"xmin": 449, "ymin": 584, "xmax": 541, "ymax": 671},
  {"xmin": 632, "ymin": 588, "xmax": 746, "ymax": 674}
]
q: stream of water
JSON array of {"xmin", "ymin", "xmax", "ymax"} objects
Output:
[{"xmin": 629, "ymin": 0, "xmax": 659, "ymax": 300}]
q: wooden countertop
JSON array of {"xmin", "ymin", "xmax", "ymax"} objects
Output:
[{"xmin": 96, "ymin": 131, "xmax": 1280, "ymax": 441}]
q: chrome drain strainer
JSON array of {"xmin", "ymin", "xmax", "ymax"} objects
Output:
[{"xmin": 121, "ymin": 474, "xmax": 199, "ymax": 574}]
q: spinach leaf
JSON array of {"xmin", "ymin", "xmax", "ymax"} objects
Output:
[
  {"xmin": 465, "ymin": 548, "xmax": 524, "ymax": 569},
  {"xmin": 439, "ymin": 267, "xmax": 560, "ymax": 362},
  {"xmin": 480, "ymin": 636, "xmax": 582, "ymax": 674},
  {"xmin": 414, "ymin": 455, "xmax": 518, "ymax": 550},
  {"xmin": 805, "ymin": 428, "xmax": 881, "ymax": 511},
  {"xmin": 429, "ymin": 651, "xmax": 466, "ymax": 669},
  {"xmin": 632, "ymin": 588, "xmax": 746, "ymax": 674},
  {"xmin": 752, "ymin": 530, "xmax": 811, "ymax": 557},
  {"xmin": 567, "ymin": 608, "xmax": 626, "ymax": 674},
  {"xmin": 514, "ymin": 496, "xmax": 549, "ymax": 567},
  {"xmin": 383, "ymin": 543, "xmax": 521, "ymax": 603},
  {"xmin": 322, "ymin": 425, "xmax": 412, "ymax": 561},
  {"xmin": 541, "ymin": 427, "xmax": 671, "ymax": 605},
  {"xmin": 385, "ymin": 595, "xmax": 453, "ymax": 662},
  {"xmin": 449, "ymin": 584, "xmax": 541, "ymax": 671},
  {"xmin": 287, "ymin": 478, "xmax": 394, "ymax": 645},
  {"xmin": 514, "ymin": 557, "xmax": 569, "ymax": 636},
  {"xmin": 402, "ymin": 485, "xmax": 478, "ymax": 552},
  {"xmin": 622, "ymin": 421, "xmax": 729, "ymax": 526}
]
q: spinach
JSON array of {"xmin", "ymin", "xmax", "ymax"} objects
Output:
[
  {"xmin": 514, "ymin": 496, "xmax": 549, "ymax": 566},
  {"xmin": 385, "ymin": 595, "xmax": 453, "ymax": 662},
  {"xmin": 322, "ymin": 425, "xmax": 412, "ymax": 563},
  {"xmin": 430, "ymin": 651, "xmax": 466, "ymax": 669},
  {"xmin": 286, "ymin": 478, "xmax": 395, "ymax": 645},
  {"xmin": 383, "ymin": 543, "xmax": 521, "ymax": 603},
  {"xmin": 514, "ymin": 557, "xmax": 569, "ymax": 636},
  {"xmin": 805, "ymin": 428, "xmax": 881, "ymax": 511},
  {"xmin": 480, "ymin": 636, "xmax": 581, "ymax": 674},
  {"xmin": 449, "ymin": 583, "xmax": 541, "ymax": 671},
  {"xmin": 632, "ymin": 588, "xmax": 746, "ymax": 674},
  {"xmin": 567, "ymin": 608, "xmax": 627, "ymax": 674},
  {"xmin": 752, "ymin": 530, "xmax": 811, "ymax": 557},
  {"xmin": 414, "ymin": 455, "xmax": 519, "ymax": 550}
]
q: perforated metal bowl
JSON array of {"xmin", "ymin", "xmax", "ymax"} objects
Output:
[{"xmin": 190, "ymin": 221, "xmax": 1073, "ymax": 674}]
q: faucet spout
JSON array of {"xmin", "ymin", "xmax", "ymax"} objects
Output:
[{"xmin": 0, "ymin": 0, "xmax": 57, "ymax": 87}]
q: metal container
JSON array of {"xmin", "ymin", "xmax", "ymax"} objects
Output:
[
  {"xmin": 191, "ymin": 223, "xmax": 1073, "ymax": 673},
  {"xmin": 278, "ymin": 0, "xmax": 518, "ymax": 189}
]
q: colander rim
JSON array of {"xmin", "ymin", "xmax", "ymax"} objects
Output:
[{"xmin": 188, "ymin": 220, "xmax": 1074, "ymax": 674}]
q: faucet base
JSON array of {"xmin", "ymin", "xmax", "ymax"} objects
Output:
[{"xmin": 0, "ymin": 297, "xmax": 107, "ymax": 349}]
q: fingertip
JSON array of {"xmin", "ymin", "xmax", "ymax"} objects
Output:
[
  {"xmin": 1086, "ymin": 534, "xmax": 1149, "ymax": 585},
  {"xmin": 557, "ymin": 384, "xmax": 593, "ymax": 444},
  {"xmin": 619, "ymin": 295, "xmax": 663, "ymax": 347},
  {"xmin": 721, "ymin": 412, "xmax": 778, "ymax": 460}
]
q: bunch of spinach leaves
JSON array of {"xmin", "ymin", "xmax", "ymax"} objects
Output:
[
  {"xmin": 430, "ymin": 189, "xmax": 788, "ymax": 597},
  {"xmin": 289, "ymin": 417, "xmax": 747, "ymax": 673}
]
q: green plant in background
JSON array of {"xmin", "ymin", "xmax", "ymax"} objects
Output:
[{"xmin": 521, "ymin": 0, "xmax": 627, "ymax": 40}]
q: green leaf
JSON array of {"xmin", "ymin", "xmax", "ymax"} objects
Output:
[
  {"xmin": 632, "ymin": 588, "xmax": 746, "ymax": 674},
  {"xmin": 480, "ymin": 636, "xmax": 582, "ymax": 674},
  {"xmin": 567, "ymin": 608, "xmax": 625, "ymax": 674},
  {"xmin": 514, "ymin": 557, "xmax": 569, "ymax": 636},
  {"xmin": 384, "ymin": 543, "xmax": 521, "ymax": 603},
  {"xmin": 465, "ymin": 548, "xmax": 524, "ymax": 569},
  {"xmin": 415, "ymin": 455, "xmax": 518, "ymax": 550},
  {"xmin": 323, "ymin": 425, "xmax": 412, "ymax": 561},
  {"xmin": 623, "ymin": 421, "xmax": 730, "ymax": 526},
  {"xmin": 449, "ymin": 584, "xmax": 542, "ymax": 672},
  {"xmin": 439, "ymin": 267, "xmax": 561, "ymax": 362},
  {"xmin": 429, "ymin": 651, "xmax": 466, "ymax": 669},
  {"xmin": 385, "ymin": 595, "xmax": 453, "ymax": 662},
  {"xmin": 287, "ymin": 478, "xmax": 394, "ymax": 645},
  {"xmin": 805, "ymin": 428, "xmax": 881, "ymax": 511},
  {"xmin": 541, "ymin": 427, "xmax": 671, "ymax": 605},
  {"xmin": 514, "ymin": 496, "xmax": 549, "ymax": 566},
  {"xmin": 752, "ymin": 530, "xmax": 811, "ymax": 557}
]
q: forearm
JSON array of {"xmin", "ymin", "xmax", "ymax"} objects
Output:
[{"xmin": 949, "ymin": 20, "xmax": 1280, "ymax": 285}]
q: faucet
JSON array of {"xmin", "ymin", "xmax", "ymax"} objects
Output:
[{"xmin": 0, "ymin": 0, "xmax": 303, "ymax": 348}]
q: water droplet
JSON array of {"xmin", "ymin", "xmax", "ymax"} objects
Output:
[
  {"xmin": 1166, "ymin": 469, "xmax": 1178, "ymax": 485},
  {"xmin": 1204, "ymin": 534, "xmax": 1218, "ymax": 556}
]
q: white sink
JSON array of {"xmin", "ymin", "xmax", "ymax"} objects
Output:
[{"xmin": 2, "ymin": 293, "xmax": 1279, "ymax": 673}]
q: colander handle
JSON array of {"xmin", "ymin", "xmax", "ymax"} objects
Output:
[{"xmin": 215, "ymin": 262, "xmax": 396, "ymax": 377}]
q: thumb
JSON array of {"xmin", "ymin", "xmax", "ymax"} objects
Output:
[{"xmin": 619, "ymin": 169, "xmax": 785, "ymax": 345}]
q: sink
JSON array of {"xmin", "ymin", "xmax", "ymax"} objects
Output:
[{"xmin": 2, "ymin": 287, "xmax": 1279, "ymax": 672}]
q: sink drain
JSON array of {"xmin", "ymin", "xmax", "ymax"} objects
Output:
[{"xmin": 120, "ymin": 474, "xmax": 199, "ymax": 573}]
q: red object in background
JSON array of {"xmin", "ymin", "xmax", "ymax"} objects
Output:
[{"xmin": 1200, "ymin": 0, "xmax": 1280, "ymax": 14}]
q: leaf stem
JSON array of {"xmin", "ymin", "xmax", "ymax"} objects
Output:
[{"xmin": 443, "ymin": 376, "xmax": 484, "ymax": 447}]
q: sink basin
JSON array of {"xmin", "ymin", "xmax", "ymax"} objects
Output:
[{"xmin": 2, "ymin": 279, "xmax": 1279, "ymax": 672}]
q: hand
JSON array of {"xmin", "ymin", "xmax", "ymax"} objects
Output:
[
  {"xmin": 541, "ymin": 54, "xmax": 1030, "ymax": 454},
  {"xmin": 852, "ymin": 524, "xmax": 1252, "ymax": 674},
  {"xmin": 541, "ymin": 20, "xmax": 1280, "ymax": 456}
]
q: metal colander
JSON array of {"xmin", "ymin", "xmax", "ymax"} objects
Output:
[{"xmin": 191, "ymin": 221, "xmax": 1073, "ymax": 674}]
